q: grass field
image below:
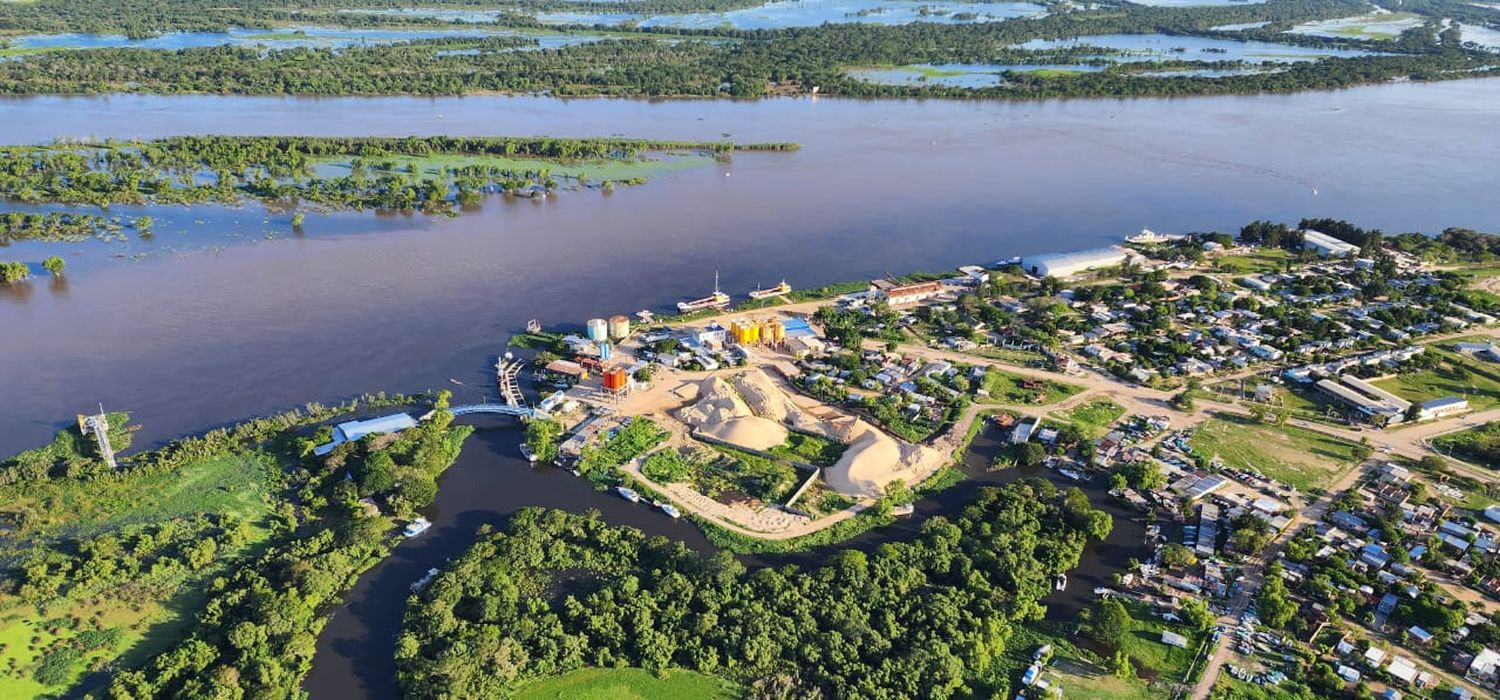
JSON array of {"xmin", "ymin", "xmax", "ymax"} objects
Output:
[
  {"xmin": 1189, "ymin": 414, "xmax": 1362, "ymax": 492},
  {"xmin": 1048, "ymin": 398, "xmax": 1126, "ymax": 439},
  {"xmin": 1432, "ymin": 421, "xmax": 1500, "ymax": 471},
  {"xmin": 980, "ymin": 367, "xmax": 1082, "ymax": 406},
  {"xmin": 1216, "ymin": 247, "xmax": 1292, "ymax": 274},
  {"xmin": 0, "ymin": 453, "xmax": 277, "ymax": 696},
  {"xmin": 512, "ymin": 667, "xmax": 739, "ymax": 700},
  {"xmin": 3, "ymin": 454, "xmax": 274, "ymax": 541},
  {"xmin": 994, "ymin": 603, "xmax": 1203, "ymax": 700},
  {"xmin": 1372, "ymin": 349, "xmax": 1500, "ymax": 412},
  {"xmin": 767, "ymin": 432, "xmax": 846, "ymax": 467}
]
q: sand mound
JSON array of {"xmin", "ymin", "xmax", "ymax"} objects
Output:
[
  {"xmin": 676, "ymin": 376, "xmax": 789, "ymax": 451},
  {"xmin": 824, "ymin": 419, "xmax": 945, "ymax": 498}
]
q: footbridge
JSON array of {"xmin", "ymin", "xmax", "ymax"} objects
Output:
[{"xmin": 447, "ymin": 403, "xmax": 541, "ymax": 418}]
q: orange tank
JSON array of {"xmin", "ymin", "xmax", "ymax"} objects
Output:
[{"xmin": 603, "ymin": 367, "xmax": 629, "ymax": 392}]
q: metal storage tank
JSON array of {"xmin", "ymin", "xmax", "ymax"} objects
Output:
[
  {"xmin": 761, "ymin": 320, "xmax": 782, "ymax": 345},
  {"xmin": 602, "ymin": 367, "xmax": 628, "ymax": 392},
  {"xmin": 608, "ymin": 315, "xmax": 631, "ymax": 340},
  {"xmin": 585, "ymin": 318, "xmax": 608, "ymax": 342},
  {"xmin": 598, "ymin": 342, "xmax": 613, "ymax": 361}
]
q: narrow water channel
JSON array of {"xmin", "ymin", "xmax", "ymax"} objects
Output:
[{"xmin": 303, "ymin": 418, "xmax": 1151, "ymax": 698}]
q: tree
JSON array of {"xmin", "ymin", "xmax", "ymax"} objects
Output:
[
  {"xmin": 1180, "ymin": 597, "xmax": 1214, "ymax": 634},
  {"xmin": 523, "ymin": 418, "xmax": 563, "ymax": 464},
  {"xmin": 1161, "ymin": 543, "xmax": 1198, "ymax": 570},
  {"xmin": 1017, "ymin": 442, "xmax": 1046, "ymax": 467},
  {"xmin": 1257, "ymin": 563, "xmax": 1297, "ymax": 629},
  {"xmin": 1230, "ymin": 513, "xmax": 1272, "ymax": 556},
  {"xmin": 1352, "ymin": 437, "xmax": 1373, "ymax": 463},
  {"xmin": 1091, "ymin": 598, "xmax": 1131, "ymax": 649},
  {"xmin": 1171, "ymin": 391, "xmax": 1195, "ymax": 411},
  {"xmin": 291, "ymin": 212, "xmax": 305, "ymax": 228},
  {"xmin": 42, "ymin": 255, "xmax": 65, "ymax": 276},
  {"xmin": 0, "ymin": 261, "xmax": 29, "ymax": 284}
]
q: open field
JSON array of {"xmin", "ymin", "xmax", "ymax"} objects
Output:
[
  {"xmin": 1372, "ymin": 349, "xmax": 1500, "ymax": 412},
  {"xmin": 1431, "ymin": 420, "xmax": 1500, "ymax": 470},
  {"xmin": 1189, "ymin": 414, "xmax": 1361, "ymax": 492},
  {"xmin": 512, "ymin": 667, "xmax": 740, "ymax": 700},
  {"xmin": 994, "ymin": 601, "xmax": 1204, "ymax": 700},
  {"xmin": 1215, "ymin": 248, "xmax": 1292, "ymax": 274},
  {"xmin": 980, "ymin": 367, "xmax": 1082, "ymax": 406},
  {"xmin": 1049, "ymin": 398, "xmax": 1126, "ymax": 439},
  {"xmin": 0, "ymin": 451, "xmax": 277, "ymax": 696}
]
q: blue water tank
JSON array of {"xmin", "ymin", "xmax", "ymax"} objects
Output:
[{"xmin": 599, "ymin": 342, "xmax": 613, "ymax": 361}]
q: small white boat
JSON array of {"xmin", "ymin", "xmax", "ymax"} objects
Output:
[
  {"xmin": 1058, "ymin": 468, "xmax": 1085, "ymax": 482},
  {"xmin": 519, "ymin": 443, "xmax": 537, "ymax": 462},
  {"xmin": 892, "ymin": 503, "xmax": 915, "ymax": 517},
  {"xmin": 402, "ymin": 518, "xmax": 432, "ymax": 538},
  {"xmin": 616, "ymin": 486, "xmax": 641, "ymax": 503},
  {"xmin": 1094, "ymin": 587, "xmax": 1113, "ymax": 596},
  {"xmin": 571, "ymin": 468, "xmax": 581, "ymax": 477},
  {"xmin": 411, "ymin": 567, "xmax": 440, "ymax": 592},
  {"xmin": 1022, "ymin": 663, "xmax": 1042, "ymax": 686},
  {"xmin": 661, "ymin": 503, "xmax": 681, "ymax": 519},
  {"xmin": 1033, "ymin": 644, "xmax": 1052, "ymax": 661},
  {"xmin": 1054, "ymin": 573, "xmax": 1067, "ymax": 591}
]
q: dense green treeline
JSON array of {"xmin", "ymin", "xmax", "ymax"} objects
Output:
[
  {"xmin": 396, "ymin": 479, "xmax": 1110, "ymax": 698},
  {"xmin": 87, "ymin": 399, "xmax": 472, "ymax": 698},
  {"xmin": 0, "ymin": 0, "xmax": 1494, "ymax": 98},
  {"xmin": 0, "ymin": 393, "xmax": 466, "ymax": 696}
]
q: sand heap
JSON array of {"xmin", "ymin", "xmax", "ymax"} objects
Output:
[
  {"xmin": 676, "ymin": 376, "xmax": 789, "ymax": 451},
  {"xmin": 677, "ymin": 369, "xmax": 942, "ymax": 498},
  {"xmin": 729, "ymin": 369, "xmax": 842, "ymax": 437},
  {"xmin": 824, "ymin": 419, "xmax": 945, "ymax": 498}
]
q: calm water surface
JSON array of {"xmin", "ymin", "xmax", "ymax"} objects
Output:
[{"xmin": 2, "ymin": 83, "xmax": 1498, "ymax": 455}]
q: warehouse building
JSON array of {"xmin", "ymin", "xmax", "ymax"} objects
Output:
[
  {"xmin": 1416, "ymin": 396, "xmax": 1469, "ymax": 421},
  {"xmin": 313, "ymin": 413, "xmax": 418, "ymax": 456},
  {"xmin": 1019, "ymin": 247, "xmax": 1128, "ymax": 278},
  {"xmin": 1302, "ymin": 229, "xmax": 1361, "ymax": 257}
]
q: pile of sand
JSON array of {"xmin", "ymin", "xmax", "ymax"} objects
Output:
[
  {"xmin": 733, "ymin": 369, "xmax": 846, "ymax": 438},
  {"xmin": 676, "ymin": 376, "xmax": 789, "ymax": 451},
  {"xmin": 824, "ymin": 419, "xmax": 945, "ymax": 498}
]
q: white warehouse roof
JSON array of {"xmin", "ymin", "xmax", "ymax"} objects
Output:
[
  {"xmin": 314, "ymin": 412, "xmax": 418, "ymax": 456},
  {"xmin": 1020, "ymin": 247, "xmax": 1128, "ymax": 278}
]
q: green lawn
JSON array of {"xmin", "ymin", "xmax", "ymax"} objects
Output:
[
  {"xmin": 0, "ymin": 452, "xmax": 277, "ymax": 696},
  {"xmin": 1189, "ymin": 415, "xmax": 1362, "ymax": 492},
  {"xmin": 980, "ymin": 367, "xmax": 1082, "ymax": 406},
  {"xmin": 767, "ymin": 432, "xmax": 847, "ymax": 467},
  {"xmin": 1216, "ymin": 248, "xmax": 1292, "ymax": 274},
  {"xmin": 512, "ymin": 667, "xmax": 739, "ymax": 700},
  {"xmin": 1049, "ymin": 398, "xmax": 1126, "ymax": 440},
  {"xmin": 995, "ymin": 606, "xmax": 1202, "ymax": 700},
  {"xmin": 1372, "ymin": 349, "xmax": 1500, "ymax": 412},
  {"xmin": 1431, "ymin": 421, "xmax": 1500, "ymax": 471}
]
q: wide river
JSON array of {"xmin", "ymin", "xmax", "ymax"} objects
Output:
[{"xmin": 0, "ymin": 80, "xmax": 1496, "ymax": 698}]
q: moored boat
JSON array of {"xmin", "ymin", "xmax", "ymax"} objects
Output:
[
  {"xmin": 748, "ymin": 280, "xmax": 792, "ymax": 300},
  {"xmin": 678, "ymin": 269, "xmax": 731, "ymax": 312},
  {"xmin": 660, "ymin": 503, "xmax": 681, "ymax": 519},
  {"xmin": 1054, "ymin": 573, "xmax": 1067, "ymax": 591},
  {"xmin": 892, "ymin": 503, "xmax": 915, "ymax": 517},
  {"xmin": 616, "ymin": 486, "xmax": 641, "ymax": 503},
  {"xmin": 402, "ymin": 517, "xmax": 432, "ymax": 538}
]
